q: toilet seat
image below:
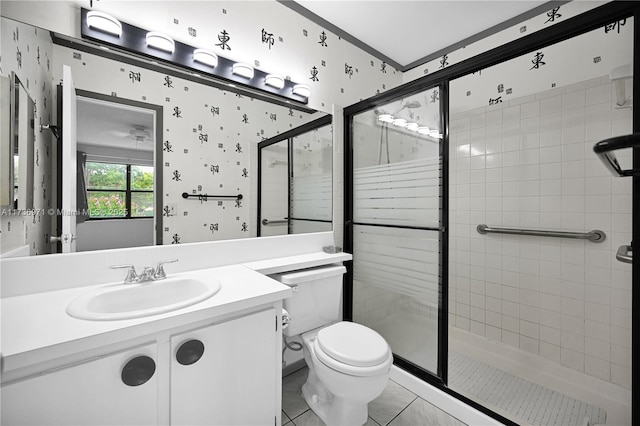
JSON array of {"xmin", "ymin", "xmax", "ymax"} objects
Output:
[{"xmin": 313, "ymin": 322, "xmax": 392, "ymax": 377}]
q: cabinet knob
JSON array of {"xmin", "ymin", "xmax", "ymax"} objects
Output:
[
  {"xmin": 121, "ymin": 356, "xmax": 156, "ymax": 386},
  {"xmin": 176, "ymin": 339, "xmax": 205, "ymax": 365}
]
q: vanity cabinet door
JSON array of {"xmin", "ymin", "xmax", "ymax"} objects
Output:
[
  {"xmin": 170, "ymin": 308, "xmax": 277, "ymax": 426},
  {"xmin": 1, "ymin": 343, "xmax": 158, "ymax": 425}
]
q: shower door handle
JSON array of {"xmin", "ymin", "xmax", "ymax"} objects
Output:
[{"xmin": 616, "ymin": 244, "xmax": 633, "ymax": 264}]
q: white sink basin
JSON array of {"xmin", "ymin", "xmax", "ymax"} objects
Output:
[{"xmin": 66, "ymin": 276, "xmax": 221, "ymax": 321}]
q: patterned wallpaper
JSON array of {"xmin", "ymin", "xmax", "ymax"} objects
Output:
[
  {"xmin": 403, "ymin": 2, "xmax": 615, "ymax": 89},
  {"xmin": 0, "ymin": 18, "xmax": 55, "ymax": 256},
  {"xmin": 1, "ymin": 0, "xmax": 405, "ymax": 254},
  {"xmin": 449, "ymin": 9, "xmax": 633, "ymax": 114},
  {"xmin": 54, "ymin": 44, "xmax": 320, "ymax": 245},
  {"xmin": 1, "ymin": 0, "xmax": 405, "ymax": 115}
]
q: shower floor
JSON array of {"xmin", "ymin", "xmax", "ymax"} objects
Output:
[{"xmin": 370, "ymin": 313, "xmax": 607, "ymax": 426}]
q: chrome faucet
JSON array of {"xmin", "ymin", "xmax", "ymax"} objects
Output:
[
  {"xmin": 110, "ymin": 259, "xmax": 179, "ymax": 284},
  {"xmin": 138, "ymin": 266, "xmax": 157, "ymax": 282}
]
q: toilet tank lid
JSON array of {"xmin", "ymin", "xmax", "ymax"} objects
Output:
[
  {"xmin": 269, "ymin": 265, "xmax": 346, "ymax": 285},
  {"xmin": 317, "ymin": 321, "xmax": 390, "ymax": 367}
]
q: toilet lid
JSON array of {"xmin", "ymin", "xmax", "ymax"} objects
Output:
[{"xmin": 316, "ymin": 322, "xmax": 391, "ymax": 368}]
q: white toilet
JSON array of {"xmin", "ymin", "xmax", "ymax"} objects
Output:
[{"xmin": 270, "ymin": 265, "xmax": 392, "ymax": 426}]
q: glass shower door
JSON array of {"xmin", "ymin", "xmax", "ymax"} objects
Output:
[{"xmin": 350, "ymin": 87, "xmax": 445, "ymax": 375}]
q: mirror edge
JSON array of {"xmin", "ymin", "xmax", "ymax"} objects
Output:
[{"xmin": 0, "ymin": 75, "xmax": 13, "ymax": 208}]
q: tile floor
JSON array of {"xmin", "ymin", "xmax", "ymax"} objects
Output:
[{"xmin": 282, "ymin": 367, "xmax": 467, "ymax": 426}]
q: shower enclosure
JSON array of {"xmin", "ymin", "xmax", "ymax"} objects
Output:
[{"xmin": 345, "ymin": 3, "xmax": 636, "ymax": 425}]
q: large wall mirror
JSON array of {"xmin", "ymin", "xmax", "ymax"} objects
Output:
[{"xmin": 1, "ymin": 15, "xmax": 331, "ymax": 256}]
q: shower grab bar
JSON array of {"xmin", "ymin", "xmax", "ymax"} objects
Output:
[
  {"xmin": 261, "ymin": 218, "xmax": 288, "ymax": 226},
  {"xmin": 616, "ymin": 244, "xmax": 633, "ymax": 264},
  {"xmin": 593, "ymin": 133, "xmax": 640, "ymax": 177},
  {"xmin": 477, "ymin": 224, "xmax": 606, "ymax": 243}
]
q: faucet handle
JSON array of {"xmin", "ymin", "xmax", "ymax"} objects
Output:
[
  {"xmin": 155, "ymin": 259, "xmax": 178, "ymax": 279},
  {"xmin": 110, "ymin": 264, "xmax": 139, "ymax": 283}
]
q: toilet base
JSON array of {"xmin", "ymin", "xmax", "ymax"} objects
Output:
[{"xmin": 301, "ymin": 370, "xmax": 368, "ymax": 426}]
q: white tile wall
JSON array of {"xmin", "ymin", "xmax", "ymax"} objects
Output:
[{"xmin": 449, "ymin": 76, "xmax": 632, "ymax": 389}]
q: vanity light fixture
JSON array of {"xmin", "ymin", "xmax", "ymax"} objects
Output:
[
  {"xmin": 80, "ymin": 8, "xmax": 311, "ymax": 107},
  {"xmin": 86, "ymin": 11, "xmax": 122, "ymax": 37},
  {"xmin": 292, "ymin": 84, "xmax": 311, "ymax": 98},
  {"xmin": 193, "ymin": 48, "xmax": 218, "ymax": 67},
  {"xmin": 232, "ymin": 63, "xmax": 255, "ymax": 79},
  {"xmin": 392, "ymin": 118, "xmax": 407, "ymax": 127},
  {"xmin": 146, "ymin": 32, "xmax": 175, "ymax": 53},
  {"xmin": 416, "ymin": 126, "xmax": 431, "ymax": 135},
  {"xmin": 265, "ymin": 74, "xmax": 285, "ymax": 89},
  {"xmin": 378, "ymin": 114, "xmax": 394, "ymax": 123}
]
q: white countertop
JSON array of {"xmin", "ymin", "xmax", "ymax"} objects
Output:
[
  {"xmin": 0, "ymin": 251, "xmax": 352, "ymax": 380},
  {"xmin": 1, "ymin": 265, "xmax": 289, "ymax": 377}
]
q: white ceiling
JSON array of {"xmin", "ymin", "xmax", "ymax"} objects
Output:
[
  {"xmin": 290, "ymin": 0, "xmax": 552, "ymax": 69},
  {"xmin": 77, "ymin": 97, "xmax": 155, "ymax": 152}
]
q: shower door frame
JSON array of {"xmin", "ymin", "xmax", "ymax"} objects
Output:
[
  {"xmin": 345, "ymin": 81, "xmax": 449, "ymax": 383},
  {"xmin": 343, "ymin": 2, "xmax": 639, "ymax": 424}
]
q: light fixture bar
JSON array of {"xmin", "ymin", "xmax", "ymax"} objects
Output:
[{"xmin": 80, "ymin": 8, "xmax": 309, "ymax": 106}]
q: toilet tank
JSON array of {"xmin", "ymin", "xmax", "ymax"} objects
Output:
[{"xmin": 269, "ymin": 265, "xmax": 346, "ymax": 337}]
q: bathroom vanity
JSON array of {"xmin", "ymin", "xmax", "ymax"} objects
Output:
[
  {"xmin": 1, "ymin": 265, "xmax": 289, "ymax": 425},
  {"xmin": 0, "ymin": 232, "xmax": 351, "ymax": 425}
]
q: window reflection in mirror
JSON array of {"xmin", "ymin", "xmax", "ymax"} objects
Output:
[{"xmin": 85, "ymin": 162, "xmax": 154, "ymax": 219}]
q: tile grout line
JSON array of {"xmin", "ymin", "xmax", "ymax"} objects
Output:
[{"xmin": 379, "ymin": 395, "xmax": 419, "ymax": 426}]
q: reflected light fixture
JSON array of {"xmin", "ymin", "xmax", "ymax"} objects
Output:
[
  {"xmin": 292, "ymin": 84, "xmax": 311, "ymax": 98},
  {"xmin": 129, "ymin": 125, "xmax": 151, "ymax": 142},
  {"xmin": 378, "ymin": 114, "xmax": 394, "ymax": 123},
  {"xmin": 86, "ymin": 11, "xmax": 122, "ymax": 37},
  {"xmin": 417, "ymin": 126, "xmax": 431, "ymax": 135},
  {"xmin": 232, "ymin": 62, "xmax": 255, "ymax": 79},
  {"xmin": 405, "ymin": 122, "xmax": 419, "ymax": 131},
  {"xmin": 146, "ymin": 32, "xmax": 175, "ymax": 53},
  {"xmin": 265, "ymin": 74, "xmax": 285, "ymax": 89},
  {"xmin": 193, "ymin": 48, "xmax": 218, "ymax": 67},
  {"xmin": 392, "ymin": 118, "xmax": 407, "ymax": 127}
]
